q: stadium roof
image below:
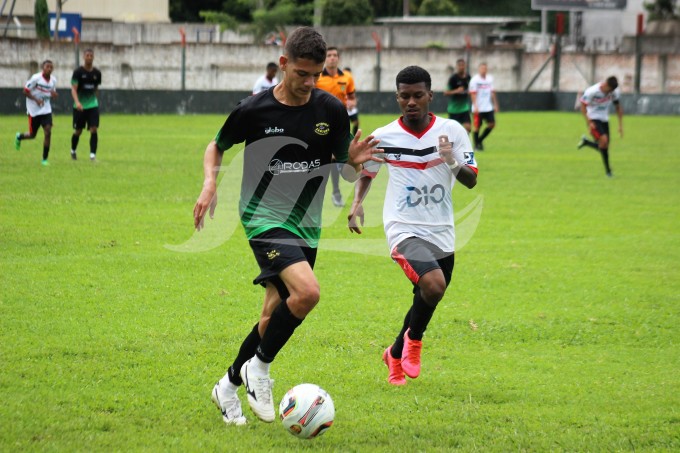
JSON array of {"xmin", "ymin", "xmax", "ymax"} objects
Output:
[{"xmin": 375, "ymin": 16, "xmax": 539, "ymax": 26}]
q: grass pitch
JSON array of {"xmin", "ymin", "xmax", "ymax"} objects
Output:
[{"xmin": 1, "ymin": 112, "xmax": 678, "ymax": 451}]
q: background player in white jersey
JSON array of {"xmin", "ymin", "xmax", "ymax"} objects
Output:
[
  {"xmin": 15, "ymin": 60, "xmax": 58, "ymax": 166},
  {"xmin": 469, "ymin": 62, "xmax": 498, "ymax": 151},
  {"xmin": 577, "ymin": 76, "xmax": 623, "ymax": 177},
  {"xmin": 252, "ymin": 62, "xmax": 279, "ymax": 94},
  {"xmin": 348, "ymin": 66, "xmax": 478, "ymax": 385}
]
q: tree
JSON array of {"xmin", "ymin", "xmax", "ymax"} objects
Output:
[
  {"xmin": 34, "ymin": 0, "xmax": 50, "ymax": 39},
  {"xmin": 323, "ymin": 0, "xmax": 374, "ymax": 25},
  {"xmin": 645, "ymin": 0, "xmax": 678, "ymax": 20},
  {"xmin": 416, "ymin": 0, "xmax": 458, "ymax": 16}
]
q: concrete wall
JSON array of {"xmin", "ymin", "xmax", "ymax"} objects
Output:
[
  {"xmin": 2, "ymin": 87, "xmax": 678, "ymax": 116},
  {"xmin": 2, "ymin": 38, "xmax": 679, "ymax": 95}
]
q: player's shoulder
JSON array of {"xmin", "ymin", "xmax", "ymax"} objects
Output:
[{"xmin": 314, "ymin": 88, "xmax": 344, "ymax": 108}]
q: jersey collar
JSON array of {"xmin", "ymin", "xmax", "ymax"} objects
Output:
[{"xmin": 398, "ymin": 113, "xmax": 436, "ymax": 139}]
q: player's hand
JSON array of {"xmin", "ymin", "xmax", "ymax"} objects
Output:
[
  {"xmin": 438, "ymin": 135, "xmax": 457, "ymax": 165},
  {"xmin": 193, "ymin": 183, "xmax": 217, "ymax": 231},
  {"xmin": 76, "ymin": 102, "xmax": 84, "ymax": 111},
  {"xmin": 37, "ymin": 99, "xmax": 44, "ymax": 107},
  {"xmin": 346, "ymin": 98, "xmax": 357, "ymax": 110},
  {"xmin": 348, "ymin": 129, "xmax": 384, "ymax": 166},
  {"xmin": 347, "ymin": 203, "xmax": 365, "ymax": 234}
]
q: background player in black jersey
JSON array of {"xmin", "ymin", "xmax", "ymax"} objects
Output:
[
  {"xmin": 193, "ymin": 26, "xmax": 383, "ymax": 426},
  {"xmin": 444, "ymin": 59, "xmax": 472, "ymax": 133},
  {"xmin": 70, "ymin": 49, "xmax": 102, "ymax": 161}
]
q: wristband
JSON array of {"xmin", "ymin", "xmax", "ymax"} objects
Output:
[{"xmin": 448, "ymin": 160, "xmax": 459, "ymax": 170}]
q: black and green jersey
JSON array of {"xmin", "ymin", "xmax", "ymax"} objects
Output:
[
  {"xmin": 71, "ymin": 66, "xmax": 101, "ymax": 109},
  {"xmin": 215, "ymin": 88, "xmax": 351, "ymax": 248},
  {"xmin": 447, "ymin": 73, "xmax": 471, "ymax": 114}
]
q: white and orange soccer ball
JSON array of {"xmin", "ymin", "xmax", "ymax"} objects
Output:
[{"xmin": 279, "ymin": 383, "xmax": 335, "ymax": 439}]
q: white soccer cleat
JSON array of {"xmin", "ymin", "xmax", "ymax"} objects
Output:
[
  {"xmin": 211, "ymin": 382, "xmax": 247, "ymax": 426},
  {"xmin": 240, "ymin": 359, "xmax": 275, "ymax": 422}
]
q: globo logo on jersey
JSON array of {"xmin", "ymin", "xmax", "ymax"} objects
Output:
[
  {"xmin": 269, "ymin": 158, "xmax": 321, "ymax": 175},
  {"xmin": 406, "ymin": 184, "xmax": 446, "ymax": 207}
]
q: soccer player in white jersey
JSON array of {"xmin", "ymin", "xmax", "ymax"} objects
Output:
[
  {"xmin": 469, "ymin": 62, "xmax": 498, "ymax": 151},
  {"xmin": 252, "ymin": 62, "xmax": 279, "ymax": 94},
  {"xmin": 348, "ymin": 66, "xmax": 478, "ymax": 385},
  {"xmin": 577, "ymin": 76, "xmax": 623, "ymax": 177},
  {"xmin": 15, "ymin": 60, "xmax": 58, "ymax": 166}
]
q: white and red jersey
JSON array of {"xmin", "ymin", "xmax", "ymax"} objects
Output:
[
  {"xmin": 469, "ymin": 74, "xmax": 494, "ymax": 113},
  {"xmin": 364, "ymin": 113, "xmax": 478, "ymax": 254},
  {"xmin": 252, "ymin": 75, "xmax": 278, "ymax": 94},
  {"xmin": 24, "ymin": 72, "xmax": 57, "ymax": 117},
  {"xmin": 580, "ymin": 82, "xmax": 620, "ymax": 122}
]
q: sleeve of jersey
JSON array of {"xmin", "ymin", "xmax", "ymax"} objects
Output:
[
  {"xmin": 330, "ymin": 105, "xmax": 351, "ymax": 163},
  {"xmin": 214, "ymin": 106, "xmax": 245, "ymax": 152},
  {"xmin": 469, "ymin": 78, "xmax": 477, "ymax": 94},
  {"xmin": 71, "ymin": 69, "xmax": 78, "ymax": 86},
  {"xmin": 24, "ymin": 76, "xmax": 35, "ymax": 92},
  {"xmin": 347, "ymin": 76, "xmax": 356, "ymax": 95},
  {"xmin": 451, "ymin": 123, "xmax": 478, "ymax": 174}
]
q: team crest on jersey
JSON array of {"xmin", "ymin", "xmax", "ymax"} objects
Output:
[{"xmin": 314, "ymin": 122, "xmax": 330, "ymax": 136}]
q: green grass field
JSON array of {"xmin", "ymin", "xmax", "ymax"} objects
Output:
[{"xmin": 1, "ymin": 111, "xmax": 678, "ymax": 452}]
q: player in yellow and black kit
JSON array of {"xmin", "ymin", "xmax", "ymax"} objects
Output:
[{"xmin": 70, "ymin": 49, "xmax": 102, "ymax": 161}]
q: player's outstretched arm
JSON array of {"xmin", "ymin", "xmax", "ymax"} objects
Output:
[{"xmin": 193, "ymin": 141, "xmax": 223, "ymax": 231}]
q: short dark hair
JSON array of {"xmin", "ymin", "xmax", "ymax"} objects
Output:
[
  {"xmin": 42, "ymin": 59, "xmax": 53, "ymax": 67},
  {"xmin": 84, "ymin": 48, "xmax": 94, "ymax": 54},
  {"xmin": 327, "ymin": 46, "xmax": 339, "ymax": 56},
  {"xmin": 266, "ymin": 62, "xmax": 278, "ymax": 70},
  {"xmin": 396, "ymin": 66, "xmax": 431, "ymax": 91},
  {"xmin": 285, "ymin": 27, "xmax": 327, "ymax": 64},
  {"xmin": 456, "ymin": 58, "xmax": 465, "ymax": 64},
  {"xmin": 606, "ymin": 76, "xmax": 619, "ymax": 91}
]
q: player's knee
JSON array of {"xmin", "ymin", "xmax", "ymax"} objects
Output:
[
  {"xmin": 419, "ymin": 274, "xmax": 446, "ymax": 305},
  {"xmin": 487, "ymin": 122, "xmax": 495, "ymax": 129},
  {"xmin": 600, "ymin": 136, "xmax": 609, "ymax": 148},
  {"xmin": 90, "ymin": 127, "xmax": 98, "ymax": 133},
  {"xmin": 73, "ymin": 129, "xmax": 83, "ymax": 136},
  {"xmin": 289, "ymin": 282, "xmax": 320, "ymax": 314}
]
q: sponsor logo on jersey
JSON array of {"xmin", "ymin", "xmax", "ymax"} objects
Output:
[
  {"xmin": 265, "ymin": 126, "xmax": 284, "ymax": 135},
  {"xmin": 266, "ymin": 249, "xmax": 280, "ymax": 260},
  {"xmin": 268, "ymin": 158, "xmax": 321, "ymax": 175},
  {"xmin": 314, "ymin": 122, "xmax": 330, "ymax": 136}
]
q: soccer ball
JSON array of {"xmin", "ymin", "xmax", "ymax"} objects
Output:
[{"xmin": 279, "ymin": 383, "xmax": 335, "ymax": 439}]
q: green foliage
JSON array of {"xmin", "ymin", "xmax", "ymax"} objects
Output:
[
  {"xmin": 250, "ymin": 0, "xmax": 313, "ymax": 39},
  {"xmin": 322, "ymin": 0, "xmax": 374, "ymax": 25},
  {"xmin": 34, "ymin": 0, "xmax": 50, "ymax": 39},
  {"xmin": 1, "ymin": 112, "xmax": 679, "ymax": 451},
  {"xmin": 199, "ymin": 10, "xmax": 240, "ymax": 31},
  {"xmin": 645, "ymin": 0, "xmax": 678, "ymax": 20},
  {"xmin": 417, "ymin": 0, "xmax": 459, "ymax": 16}
]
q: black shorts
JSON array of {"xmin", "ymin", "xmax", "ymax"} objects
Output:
[
  {"xmin": 473, "ymin": 111, "xmax": 495, "ymax": 129},
  {"xmin": 28, "ymin": 113, "xmax": 53, "ymax": 135},
  {"xmin": 249, "ymin": 228, "xmax": 318, "ymax": 295},
  {"xmin": 390, "ymin": 237, "xmax": 454, "ymax": 288},
  {"xmin": 589, "ymin": 120, "xmax": 609, "ymax": 140},
  {"xmin": 73, "ymin": 107, "xmax": 100, "ymax": 130},
  {"xmin": 449, "ymin": 111, "xmax": 471, "ymax": 125}
]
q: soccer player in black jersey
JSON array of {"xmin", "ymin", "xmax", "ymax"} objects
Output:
[
  {"xmin": 70, "ymin": 49, "xmax": 102, "ymax": 161},
  {"xmin": 194, "ymin": 26, "xmax": 383, "ymax": 426},
  {"xmin": 444, "ymin": 59, "xmax": 472, "ymax": 133}
]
